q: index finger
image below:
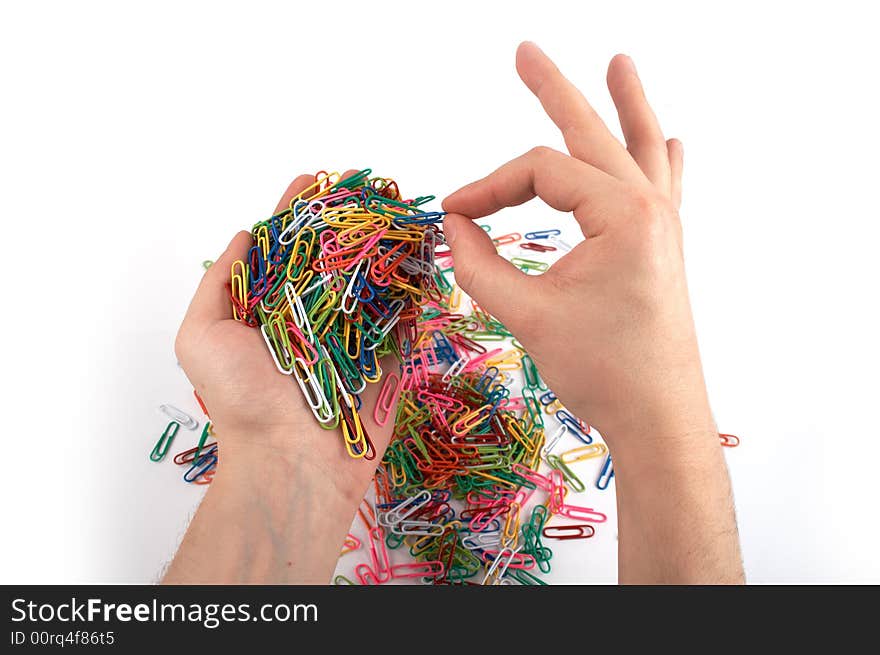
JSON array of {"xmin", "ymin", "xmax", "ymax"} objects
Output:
[
  {"xmin": 442, "ymin": 147, "xmax": 625, "ymax": 238},
  {"xmin": 516, "ymin": 42, "xmax": 645, "ymax": 186}
]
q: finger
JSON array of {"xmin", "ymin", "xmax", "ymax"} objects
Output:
[
  {"xmin": 442, "ymin": 147, "xmax": 625, "ymax": 238},
  {"xmin": 516, "ymin": 41, "xmax": 645, "ymax": 185},
  {"xmin": 179, "ymin": 230, "xmax": 253, "ymax": 333},
  {"xmin": 443, "ymin": 213, "xmax": 536, "ymax": 333},
  {"xmin": 667, "ymin": 138, "xmax": 684, "ymax": 209},
  {"xmin": 273, "ymin": 173, "xmax": 318, "ymax": 214},
  {"xmin": 606, "ymin": 54, "xmax": 670, "ymax": 193}
]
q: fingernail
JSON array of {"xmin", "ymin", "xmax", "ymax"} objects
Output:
[{"xmin": 443, "ymin": 215, "xmax": 457, "ymax": 246}]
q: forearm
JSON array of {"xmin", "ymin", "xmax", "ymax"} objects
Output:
[
  {"xmin": 163, "ymin": 437, "xmax": 354, "ymax": 584},
  {"xmin": 612, "ymin": 426, "xmax": 744, "ymax": 584}
]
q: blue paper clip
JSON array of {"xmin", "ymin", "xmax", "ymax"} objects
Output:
[
  {"xmin": 556, "ymin": 409, "xmax": 592, "ymax": 444},
  {"xmin": 524, "ymin": 229, "xmax": 561, "ymax": 240},
  {"xmin": 596, "ymin": 453, "xmax": 614, "ymax": 490},
  {"xmin": 184, "ymin": 446, "xmax": 218, "ymax": 483}
]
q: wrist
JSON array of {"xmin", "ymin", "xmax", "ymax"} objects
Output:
[{"xmin": 213, "ymin": 427, "xmax": 355, "ymax": 528}]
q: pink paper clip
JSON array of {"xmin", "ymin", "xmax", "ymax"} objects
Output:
[
  {"xmin": 481, "ymin": 550, "xmax": 536, "ymax": 570},
  {"xmin": 355, "ymin": 563, "xmax": 380, "ymax": 585},
  {"xmin": 556, "ymin": 504, "xmax": 608, "ymax": 523},
  {"xmin": 511, "ymin": 463, "xmax": 553, "ymax": 491},
  {"xmin": 369, "ymin": 526, "xmax": 392, "ymax": 582},
  {"xmin": 391, "ymin": 561, "xmax": 445, "ymax": 579},
  {"xmin": 374, "ymin": 373, "xmax": 401, "ymax": 426}
]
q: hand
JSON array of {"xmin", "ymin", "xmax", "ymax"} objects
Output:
[
  {"xmin": 174, "ymin": 170, "xmax": 395, "ymax": 506},
  {"xmin": 443, "ymin": 43, "xmax": 742, "ymax": 583},
  {"xmin": 443, "ymin": 42, "xmax": 714, "ymax": 451}
]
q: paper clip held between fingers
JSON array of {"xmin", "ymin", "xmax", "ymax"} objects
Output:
[
  {"xmin": 596, "ymin": 453, "xmax": 614, "ymax": 490},
  {"xmin": 159, "ymin": 404, "xmax": 198, "ymax": 431},
  {"xmin": 150, "ymin": 421, "xmax": 179, "ymax": 462},
  {"xmin": 542, "ymin": 524, "xmax": 596, "ymax": 540},
  {"xmin": 719, "ymin": 433, "xmax": 740, "ymax": 447}
]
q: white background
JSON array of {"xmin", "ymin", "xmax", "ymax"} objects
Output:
[{"xmin": 2, "ymin": 0, "xmax": 878, "ymax": 583}]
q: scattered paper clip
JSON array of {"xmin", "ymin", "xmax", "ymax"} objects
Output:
[{"xmin": 159, "ymin": 404, "xmax": 198, "ymax": 431}]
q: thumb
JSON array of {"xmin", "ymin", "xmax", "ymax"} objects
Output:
[
  {"xmin": 180, "ymin": 230, "xmax": 254, "ymax": 332},
  {"xmin": 443, "ymin": 213, "xmax": 534, "ymax": 332}
]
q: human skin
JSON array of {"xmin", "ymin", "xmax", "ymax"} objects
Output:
[
  {"xmin": 442, "ymin": 42, "xmax": 743, "ymax": 583},
  {"xmin": 163, "ymin": 42, "xmax": 743, "ymax": 584}
]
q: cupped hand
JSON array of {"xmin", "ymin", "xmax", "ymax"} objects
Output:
[{"xmin": 174, "ymin": 171, "xmax": 396, "ymax": 504}]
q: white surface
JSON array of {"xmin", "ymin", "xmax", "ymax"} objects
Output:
[{"xmin": 2, "ymin": 0, "xmax": 878, "ymax": 583}]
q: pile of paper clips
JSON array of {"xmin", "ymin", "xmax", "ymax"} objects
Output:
[
  {"xmin": 228, "ymin": 169, "xmax": 443, "ymax": 458},
  {"xmin": 147, "ymin": 168, "xmax": 740, "ymax": 581},
  {"xmin": 336, "ymin": 225, "xmax": 740, "ymax": 585},
  {"xmin": 337, "ymin": 271, "xmax": 614, "ymax": 585}
]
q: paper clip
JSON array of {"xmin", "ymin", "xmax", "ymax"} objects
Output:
[
  {"xmin": 510, "ymin": 257, "xmax": 549, "ymax": 272},
  {"xmin": 150, "ymin": 421, "xmax": 179, "ymax": 462},
  {"xmin": 546, "ymin": 236, "xmax": 573, "ymax": 252},
  {"xmin": 173, "ymin": 441, "xmax": 218, "ymax": 466},
  {"xmin": 520, "ymin": 241, "xmax": 557, "ymax": 252},
  {"xmin": 559, "ymin": 443, "xmax": 607, "ymax": 464},
  {"xmin": 392, "ymin": 561, "xmax": 445, "ymax": 580},
  {"xmin": 159, "ymin": 404, "xmax": 198, "ymax": 431},
  {"xmin": 462, "ymin": 531, "xmax": 502, "ymax": 550},
  {"xmin": 540, "ymin": 424, "xmax": 567, "ymax": 459},
  {"xmin": 546, "ymin": 454, "xmax": 586, "ymax": 493},
  {"xmin": 481, "ymin": 549, "xmax": 536, "ymax": 571},
  {"xmin": 524, "ymin": 229, "xmax": 560, "ymax": 239},
  {"xmin": 556, "ymin": 409, "xmax": 592, "ymax": 444},
  {"xmin": 596, "ymin": 453, "xmax": 614, "ymax": 490},
  {"xmin": 192, "ymin": 421, "xmax": 213, "ymax": 464},
  {"xmin": 374, "ymin": 372, "xmax": 401, "ymax": 426},
  {"xmin": 193, "ymin": 390, "xmax": 210, "ymax": 418},
  {"xmin": 183, "ymin": 447, "xmax": 218, "ymax": 483},
  {"xmin": 333, "ymin": 575, "xmax": 355, "ymax": 585},
  {"xmin": 719, "ymin": 433, "xmax": 740, "ymax": 447},
  {"xmin": 481, "ymin": 547, "xmax": 515, "ymax": 585},
  {"xmin": 369, "ymin": 526, "xmax": 392, "ymax": 582},
  {"xmin": 491, "ymin": 232, "xmax": 522, "ymax": 246},
  {"xmin": 555, "ymin": 504, "xmax": 607, "ymax": 523},
  {"xmin": 355, "ymin": 563, "xmax": 380, "ymax": 585},
  {"xmin": 340, "ymin": 534, "xmax": 361, "ymax": 555},
  {"xmin": 542, "ymin": 524, "xmax": 596, "ymax": 540}
]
